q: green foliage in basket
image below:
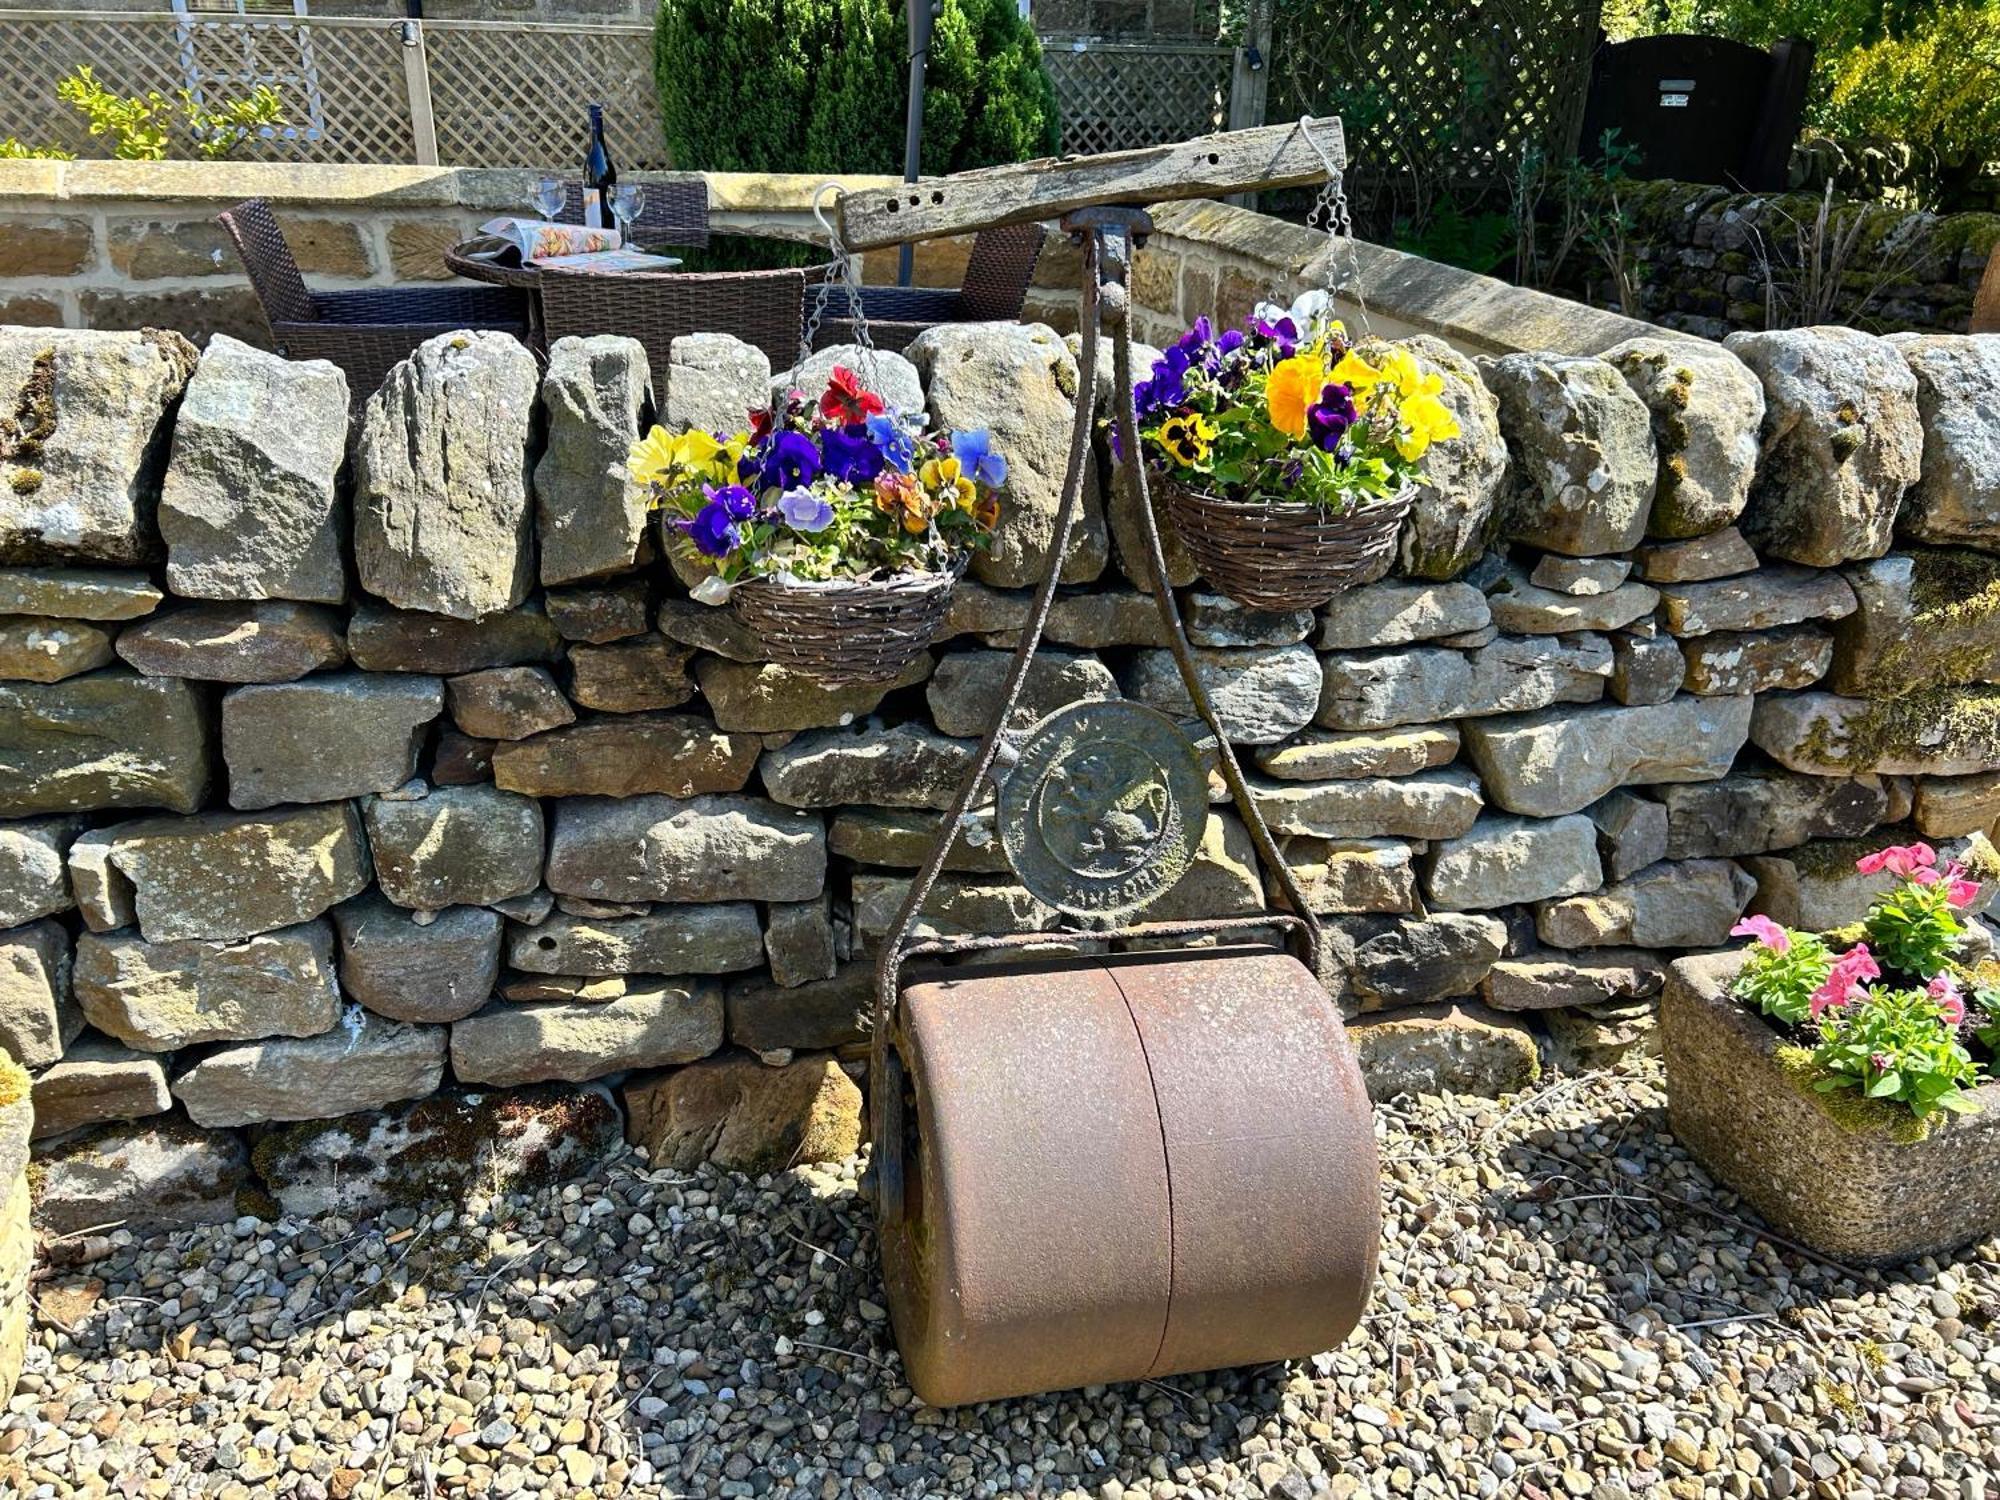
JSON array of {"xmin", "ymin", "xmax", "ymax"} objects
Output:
[
  {"xmin": 653, "ymin": 0, "xmax": 1059, "ymax": 177},
  {"xmin": 628, "ymin": 365, "xmax": 1002, "ymax": 596},
  {"xmin": 1132, "ymin": 295, "xmax": 1461, "ymax": 516}
]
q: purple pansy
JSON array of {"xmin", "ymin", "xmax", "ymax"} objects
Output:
[
  {"xmin": 821, "ymin": 423, "xmax": 883, "ymax": 485},
  {"xmin": 684, "ymin": 500, "xmax": 741, "ymax": 558},
  {"xmin": 950, "ymin": 428, "xmax": 1007, "ymax": 488},
  {"xmin": 757, "ymin": 430, "xmax": 821, "ymax": 491},
  {"xmin": 865, "ymin": 412, "xmax": 916, "ymax": 473},
  {"xmin": 1307, "ymin": 382, "xmax": 1359, "ymax": 452},
  {"xmin": 777, "ymin": 487, "xmax": 834, "ymax": 532}
]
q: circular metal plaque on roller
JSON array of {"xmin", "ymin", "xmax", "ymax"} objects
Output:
[{"xmin": 999, "ymin": 700, "xmax": 1207, "ymax": 918}]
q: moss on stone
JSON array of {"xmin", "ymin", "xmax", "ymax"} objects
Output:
[
  {"xmin": 1798, "ymin": 685, "xmax": 2000, "ymax": 769},
  {"xmin": 5, "ymin": 468, "xmax": 41, "ymax": 496},
  {"xmin": 0, "ymin": 1057, "xmax": 27, "ymax": 1109},
  {"xmin": 0, "ymin": 347, "xmax": 57, "ymax": 468},
  {"xmin": 1773, "ymin": 1043, "xmax": 1934, "ymax": 1144}
]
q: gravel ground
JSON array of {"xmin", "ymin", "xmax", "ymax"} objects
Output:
[{"xmin": 6, "ymin": 1059, "xmax": 1998, "ymax": 1500}]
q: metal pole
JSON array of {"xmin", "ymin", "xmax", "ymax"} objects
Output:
[{"xmin": 898, "ymin": 0, "xmax": 937, "ymax": 286}]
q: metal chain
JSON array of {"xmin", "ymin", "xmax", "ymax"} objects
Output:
[
  {"xmin": 1293, "ymin": 115, "xmax": 1369, "ymax": 333},
  {"xmin": 791, "ymin": 182, "xmax": 883, "ymax": 395}
]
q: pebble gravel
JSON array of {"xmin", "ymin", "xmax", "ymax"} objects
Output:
[{"xmin": 6, "ymin": 1059, "xmax": 1997, "ymax": 1499}]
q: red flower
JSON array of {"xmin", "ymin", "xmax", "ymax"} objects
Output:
[
  {"xmin": 747, "ymin": 407, "xmax": 778, "ymax": 442},
  {"xmin": 820, "ymin": 365, "xmax": 885, "ymax": 424}
]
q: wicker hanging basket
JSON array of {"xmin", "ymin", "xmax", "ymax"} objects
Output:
[
  {"xmin": 728, "ymin": 564, "xmax": 963, "ymax": 687},
  {"xmin": 1157, "ymin": 475, "xmax": 1415, "ymax": 613}
]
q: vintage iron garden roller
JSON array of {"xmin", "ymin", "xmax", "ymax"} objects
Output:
[{"xmin": 830, "ymin": 122, "xmax": 1381, "ymax": 1407}]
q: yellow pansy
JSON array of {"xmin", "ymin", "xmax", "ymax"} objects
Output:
[
  {"xmin": 1156, "ymin": 411, "xmax": 1219, "ymax": 466},
  {"xmin": 920, "ymin": 455, "xmax": 978, "ymax": 513},
  {"xmin": 669, "ymin": 428, "xmax": 725, "ymax": 471},
  {"xmin": 1265, "ymin": 354, "xmax": 1325, "ymax": 439},
  {"xmin": 627, "ymin": 425, "xmax": 680, "ymax": 486},
  {"xmin": 1379, "ymin": 346, "xmax": 1444, "ymax": 402},
  {"xmin": 1395, "ymin": 391, "xmax": 1462, "ymax": 462},
  {"xmin": 1327, "ymin": 350, "xmax": 1384, "ymax": 411}
]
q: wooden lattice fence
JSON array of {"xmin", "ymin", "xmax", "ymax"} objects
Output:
[
  {"xmin": 1264, "ymin": 0, "xmax": 1603, "ymax": 236},
  {"xmin": 0, "ymin": 9, "xmax": 667, "ymax": 169},
  {"xmin": 1041, "ymin": 38, "xmax": 1237, "ymax": 156}
]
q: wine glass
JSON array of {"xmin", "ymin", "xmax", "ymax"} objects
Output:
[
  {"xmin": 610, "ymin": 183, "xmax": 645, "ymax": 241},
  {"xmin": 530, "ymin": 175, "xmax": 565, "ymax": 223}
]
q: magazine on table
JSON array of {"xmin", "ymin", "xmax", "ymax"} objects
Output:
[
  {"xmin": 531, "ymin": 247, "xmax": 684, "ymax": 272},
  {"xmin": 475, "ymin": 217, "xmax": 621, "ymax": 263}
]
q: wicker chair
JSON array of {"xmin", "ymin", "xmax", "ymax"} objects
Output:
[
  {"xmin": 537, "ymin": 264, "xmax": 807, "ymax": 375},
  {"xmin": 216, "ymin": 198, "xmax": 530, "ymax": 407},
  {"xmin": 810, "ymin": 222, "xmax": 1048, "ymax": 352},
  {"xmin": 558, "ymin": 179, "xmax": 711, "ymax": 249}
]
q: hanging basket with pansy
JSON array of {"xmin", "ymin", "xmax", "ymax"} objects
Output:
[
  {"xmin": 1132, "ymin": 293, "xmax": 1461, "ymax": 611},
  {"xmin": 628, "ymin": 366, "xmax": 1005, "ymax": 686}
]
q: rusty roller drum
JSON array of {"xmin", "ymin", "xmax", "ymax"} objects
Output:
[{"xmin": 876, "ymin": 947, "xmax": 1379, "ymax": 1407}]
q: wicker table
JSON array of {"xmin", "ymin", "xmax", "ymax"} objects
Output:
[{"xmin": 444, "ymin": 235, "xmax": 828, "ymax": 369}]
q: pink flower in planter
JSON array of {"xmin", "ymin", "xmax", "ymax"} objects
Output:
[
  {"xmin": 1929, "ymin": 973, "xmax": 1968, "ymax": 1025},
  {"xmin": 1730, "ymin": 915, "xmax": 1791, "ymax": 951},
  {"xmin": 1933, "ymin": 860, "xmax": 1982, "ymax": 908},
  {"xmin": 1810, "ymin": 944, "xmax": 1881, "ymax": 1020},
  {"xmin": 1856, "ymin": 843, "xmax": 1937, "ymax": 878}
]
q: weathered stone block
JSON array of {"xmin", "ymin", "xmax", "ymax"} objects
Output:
[
  {"xmin": 1886, "ymin": 333, "xmax": 2000, "ymax": 551},
  {"xmin": 1483, "ymin": 948, "xmax": 1665, "ymax": 1011},
  {"xmin": 116, "ymin": 600, "xmax": 347, "ymax": 683},
  {"xmin": 694, "ymin": 654, "xmax": 932, "ymax": 734},
  {"xmin": 1631, "ymin": 526, "xmax": 1760, "ymax": 583},
  {"xmin": 1603, "ymin": 337, "xmax": 1764, "ymax": 539},
  {"xmin": 491, "ymin": 712, "xmax": 760, "ymax": 799},
  {"xmin": 1724, "ymin": 326, "xmax": 1923, "ymax": 567},
  {"xmin": 545, "ymin": 794, "xmax": 826, "ymax": 904},
  {"xmin": 1751, "ymin": 688, "xmax": 2000, "ymax": 777},
  {"xmin": 1462, "ymin": 693, "xmax": 1752, "ymax": 818},
  {"xmin": 765, "ymin": 897, "xmax": 838, "ymax": 987},
  {"xmin": 1681, "ymin": 625, "xmax": 1833, "ymax": 695},
  {"xmin": 625, "ymin": 1051, "xmax": 861, "ymax": 1173},
  {"xmin": 74, "ymin": 919, "xmax": 340, "ymax": 1050},
  {"xmin": 0, "ymin": 616, "xmax": 115, "ymax": 682},
  {"xmin": 31, "ymin": 1115, "xmax": 247, "ymax": 1236},
  {"xmin": 1609, "ymin": 632, "xmax": 1685, "ymax": 706},
  {"xmin": 761, "ymin": 721, "xmax": 975, "ymax": 810},
  {"xmin": 1316, "ymin": 579, "xmax": 1491, "ymax": 649},
  {"xmin": 1655, "ymin": 565, "xmax": 1856, "ymax": 637},
  {"xmin": 1280, "ymin": 836, "xmax": 1419, "ymax": 914},
  {"xmin": 0, "ymin": 327, "xmax": 197, "ymax": 565},
  {"xmin": 1483, "ymin": 352, "xmax": 1656, "ymax": 556},
  {"xmin": 346, "ymin": 601, "xmax": 562, "ymax": 673},
  {"xmin": 1423, "ymin": 813, "xmax": 1602, "ymax": 910},
  {"xmin": 450, "ymin": 981, "xmax": 725, "ymax": 1087},
  {"xmin": 1249, "ymin": 766, "xmax": 1484, "ymax": 842},
  {"xmin": 445, "ymin": 664, "xmax": 574, "ymax": 741},
  {"xmin": 826, "ymin": 807, "xmax": 1010, "ymax": 873},
  {"xmin": 1317, "ymin": 635, "xmax": 1611, "ymax": 731},
  {"xmin": 28, "ymin": 1036, "xmax": 171, "ymax": 1140},
  {"xmin": 727, "ymin": 964, "xmax": 871, "ymax": 1052},
  {"xmin": 334, "ymin": 895, "xmax": 499, "ymax": 1024},
  {"xmin": 222, "ymin": 672, "xmax": 442, "ymax": 809},
  {"xmin": 362, "ymin": 783, "xmax": 544, "ymax": 910},
  {"xmin": 1326, "ymin": 912, "xmax": 1510, "ymax": 1013},
  {"xmin": 567, "ymin": 635, "xmax": 696, "ymax": 712},
  {"xmin": 505, "ymin": 904, "xmax": 764, "ymax": 977},
  {"xmin": 0, "ymin": 814, "xmax": 79, "ymax": 928},
  {"xmin": 0, "ymin": 567, "xmax": 160, "ymax": 621},
  {"xmin": 1485, "ymin": 571, "xmax": 1659, "ymax": 634},
  {"xmin": 1912, "ymin": 771, "xmax": 2000, "ymax": 839},
  {"xmin": 927, "ymin": 649, "xmax": 1118, "ymax": 737},
  {"xmin": 1122, "ymin": 644, "xmax": 1321, "ymax": 744},
  {"xmin": 550, "ymin": 579, "xmax": 653, "ymax": 644},
  {"xmin": 1829, "ymin": 550, "xmax": 2000, "ymax": 697},
  {"xmin": 0, "ymin": 672, "xmax": 210, "ymax": 816},
  {"xmin": 1536, "ymin": 858, "xmax": 1755, "ymax": 948},
  {"xmin": 353, "ymin": 331, "xmax": 538, "ymax": 620},
  {"xmin": 1349, "ymin": 1003, "xmax": 1540, "ymax": 1099},
  {"xmin": 0, "ymin": 919, "xmax": 76, "ymax": 1068},
  {"xmin": 664, "ymin": 332, "xmax": 771, "ymax": 433},
  {"xmin": 535, "ymin": 335, "xmax": 649, "ymax": 585},
  {"xmin": 159, "ymin": 333, "xmax": 348, "ymax": 602},
  {"xmin": 98, "ymin": 802, "xmax": 370, "ymax": 942},
  {"xmin": 1253, "ymin": 725, "xmax": 1460, "ymax": 782},
  {"xmin": 1587, "ymin": 789, "xmax": 1669, "ymax": 881},
  {"xmin": 1382, "ymin": 337, "xmax": 1510, "ymax": 580},
  {"xmin": 1658, "ymin": 768, "xmax": 1887, "ymax": 860},
  {"xmin": 172, "ymin": 1012, "xmax": 447, "ymax": 1128}
]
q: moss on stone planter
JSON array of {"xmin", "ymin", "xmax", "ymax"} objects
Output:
[{"xmin": 1663, "ymin": 950, "xmax": 2000, "ymax": 1262}]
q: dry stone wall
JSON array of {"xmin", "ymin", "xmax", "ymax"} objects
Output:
[{"xmin": 1, "ymin": 315, "xmax": 1998, "ymax": 1233}]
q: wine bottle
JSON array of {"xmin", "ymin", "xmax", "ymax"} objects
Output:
[{"xmin": 583, "ymin": 103, "xmax": 617, "ymax": 231}]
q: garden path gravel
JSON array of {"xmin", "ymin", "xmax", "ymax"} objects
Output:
[{"xmin": 5, "ymin": 1059, "xmax": 1997, "ymax": 1499}]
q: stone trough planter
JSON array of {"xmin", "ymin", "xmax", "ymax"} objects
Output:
[{"xmin": 1663, "ymin": 950, "xmax": 2000, "ymax": 1265}]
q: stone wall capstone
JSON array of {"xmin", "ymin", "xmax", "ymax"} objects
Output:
[{"xmin": 3, "ymin": 312, "xmax": 1999, "ymax": 1235}]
